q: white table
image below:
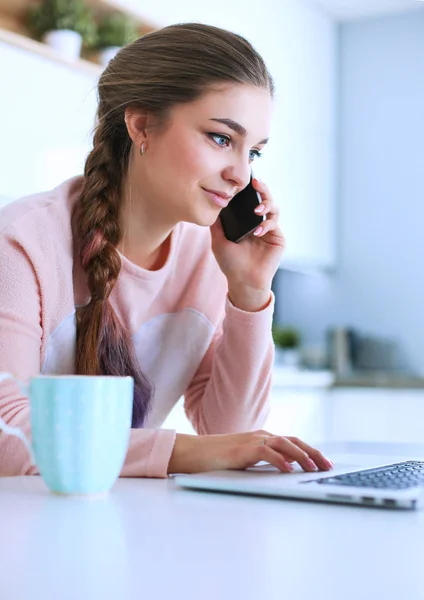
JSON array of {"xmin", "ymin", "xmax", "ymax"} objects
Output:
[{"xmin": 1, "ymin": 441, "xmax": 424, "ymax": 600}]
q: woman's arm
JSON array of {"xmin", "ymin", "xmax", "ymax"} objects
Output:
[
  {"xmin": 173, "ymin": 292, "xmax": 333, "ymax": 474},
  {"xmin": 0, "ymin": 236, "xmax": 333, "ymax": 478},
  {"xmin": 0, "ymin": 235, "xmax": 177, "ymax": 478},
  {"xmin": 183, "ymin": 293, "xmax": 275, "ymax": 435},
  {"xmin": 183, "ymin": 177, "xmax": 284, "ymax": 435},
  {"xmin": 0, "ymin": 236, "xmax": 43, "ymax": 476}
]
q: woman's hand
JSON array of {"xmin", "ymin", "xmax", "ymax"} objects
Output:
[
  {"xmin": 210, "ymin": 179, "xmax": 285, "ymax": 312},
  {"xmin": 168, "ymin": 430, "xmax": 334, "ymax": 475}
]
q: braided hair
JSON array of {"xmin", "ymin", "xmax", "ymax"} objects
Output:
[{"xmin": 72, "ymin": 22, "xmax": 274, "ymax": 428}]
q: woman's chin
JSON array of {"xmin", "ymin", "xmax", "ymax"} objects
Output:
[{"xmin": 187, "ymin": 209, "xmax": 220, "ymax": 228}]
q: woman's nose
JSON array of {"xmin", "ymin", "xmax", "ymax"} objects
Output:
[{"xmin": 222, "ymin": 157, "xmax": 252, "ymax": 190}]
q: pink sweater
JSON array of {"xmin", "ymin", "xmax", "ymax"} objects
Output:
[{"xmin": 0, "ymin": 177, "xmax": 275, "ymax": 478}]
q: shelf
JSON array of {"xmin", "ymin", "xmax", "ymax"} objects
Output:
[
  {"xmin": 0, "ymin": 27, "xmax": 103, "ymax": 77},
  {"xmin": 0, "ymin": 0, "xmax": 158, "ymax": 34},
  {"xmin": 0, "ymin": 0, "xmax": 159, "ymax": 77}
]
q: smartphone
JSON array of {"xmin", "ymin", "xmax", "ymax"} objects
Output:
[{"xmin": 219, "ymin": 175, "xmax": 264, "ymax": 243}]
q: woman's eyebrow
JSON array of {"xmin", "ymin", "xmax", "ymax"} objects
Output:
[{"xmin": 209, "ymin": 118, "xmax": 269, "ymax": 145}]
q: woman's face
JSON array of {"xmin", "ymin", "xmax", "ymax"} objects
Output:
[{"xmin": 137, "ymin": 83, "xmax": 273, "ymax": 227}]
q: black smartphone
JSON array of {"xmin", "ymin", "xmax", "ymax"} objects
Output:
[{"xmin": 219, "ymin": 175, "xmax": 264, "ymax": 243}]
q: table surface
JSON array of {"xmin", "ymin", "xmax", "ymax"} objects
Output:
[{"xmin": 2, "ymin": 441, "xmax": 424, "ymax": 600}]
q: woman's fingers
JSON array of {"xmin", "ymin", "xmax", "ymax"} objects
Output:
[
  {"xmin": 253, "ymin": 218, "xmax": 281, "ymax": 238},
  {"xmin": 252, "ymin": 179, "xmax": 279, "ymax": 218},
  {"xmin": 221, "ymin": 430, "xmax": 334, "ymax": 474},
  {"xmin": 227, "ymin": 435, "xmax": 293, "ymax": 473},
  {"xmin": 251, "ymin": 180, "xmax": 280, "ymax": 238},
  {"xmin": 267, "ymin": 436, "xmax": 319, "ymax": 472},
  {"xmin": 254, "ymin": 201, "xmax": 278, "ymax": 218},
  {"xmin": 259, "ymin": 445, "xmax": 295, "ymax": 473},
  {"xmin": 249, "ymin": 431, "xmax": 334, "ymax": 472},
  {"xmin": 252, "ymin": 179, "xmax": 278, "ymax": 212},
  {"xmin": 286, "ymin": 436, "xmax": 334, "ymax": 471}
]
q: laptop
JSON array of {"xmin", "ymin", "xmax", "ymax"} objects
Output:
[{"xmin": 174, "ymin": 449, "xmax": 424, "ymax": 510}]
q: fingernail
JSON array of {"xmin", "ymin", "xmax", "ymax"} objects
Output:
[
  {"xmin": 284, "ymin": 462, "xmax": 294, "ymax": 472},
  {"xmin": 307, "ymin": 459, "xmax": 318, "ymax": 471},
  {"xmin": 254, "ymin": 204, "xmax": 265, "ymax": 213},
  {"xmin": 325, "ymin": 458, "xmax": 334, "ymax": 469},
  {"xmin": 253, "ymin": 227, "xmax": 263, "ymax": 236}
]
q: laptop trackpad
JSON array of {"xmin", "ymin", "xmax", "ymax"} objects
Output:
[
  {"xmin": 249, "ymin": 453, "xmax": 394, "ymax": 477},
  {"xmin": 249, "ymin": 463, "xmax": 361, "ymax": 476}
]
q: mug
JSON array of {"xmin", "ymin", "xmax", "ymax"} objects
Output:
[{"xmin": 0, "ymin": 373, "xmax": 134, "ymax": 495}]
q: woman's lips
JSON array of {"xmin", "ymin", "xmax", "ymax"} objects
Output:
[{"xmin": 202, "ymin": 188, "xmax": 231, "ymax": 208}]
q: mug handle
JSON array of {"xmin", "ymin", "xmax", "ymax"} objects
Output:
[{"xmin": 0, "ymin": 372, "xmax": 36, "ymax": 465}]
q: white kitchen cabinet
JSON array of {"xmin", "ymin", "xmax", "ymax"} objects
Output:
[
  {"xmin": 252, "ymin": 9, "xmax": 337, "ymax": 270},
  {"xmin": 329, "ymin": 388, "xmax": 424, "ymax": 444},
  {"xmin": 265, "ymin": 388, "xmax": 330, "ymax": 443},
  {"xmin": 163, "ymin": 386, "xmax": 424, "ymax": 448},
  {"xmin": 161, "ymin": 368, "xmax": 333, "ymax": 437},
  {"xmin": 161, "ymin": 385, "xmax": 331, "ymax": 443}
]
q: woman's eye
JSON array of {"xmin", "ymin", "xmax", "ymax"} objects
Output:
[
  {"xmin": 208, "ymin": 133, "xmax": 231, "ymax": 147},
  {"xmin": 208, "ymin": 133, "xmax": 263, "ymax": 162},
  {"xmin": 249, "ymin": 149, "xmax": 263, "ymax": 162}
]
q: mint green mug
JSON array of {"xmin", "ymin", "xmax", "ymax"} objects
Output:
[{"xmin": 0, "ymin": 373, "xmax": 133, "ymax": 495}]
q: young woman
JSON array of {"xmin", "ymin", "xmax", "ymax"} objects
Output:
[{"xmin": 0, "ymin": 23, "xmax": 333, "ymax": 477}]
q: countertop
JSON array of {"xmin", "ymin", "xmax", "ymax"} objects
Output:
[
  {"xmin": 333, "ymin": 371, "xmax": 424, "ymax": 389},
  {"xmin": 272, "ymin": 366, "xmax": 424, "ymax": 389},
  {"xmin": 1, "ymin": 440, "xmax": 424, "ymax": 600}
]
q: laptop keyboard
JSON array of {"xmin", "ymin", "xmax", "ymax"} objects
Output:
[{"xmin": 312, "ymin": 461, "xmax": 424, "ymax": 490}]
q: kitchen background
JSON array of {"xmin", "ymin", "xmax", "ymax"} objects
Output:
[{"xmin": 0, "ymin": 0, "xmax": 423, "ymax": 444}]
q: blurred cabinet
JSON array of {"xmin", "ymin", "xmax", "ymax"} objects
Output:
[
  {"xmin": 0, "ymin": 40, "xmax": 98, "ymax": 200},
  {"xmin": 161, "ymin": 386, "xmax": 331, "ymax": 443},
  {"xmin": 329, "ymin": 389, "xmax": 424, "ymax": 444},
  {"xmin": 163, "ymin": 387, "xmax": 424, "ymax": 448},
  {"xmin": 251, "ymin": 8, "xmax": 337, "ymax": 270},
  {"xmin": 265, "ymin": 388, "xmax": 330, "ymax": 444}
]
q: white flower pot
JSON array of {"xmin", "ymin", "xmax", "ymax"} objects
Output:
[
  {"xmin": 42, "ymin": 30, "xmax": 83, "ymax": 61},
  {"xmin": 98, "ymin": 46, "xmax": 121, "ymax": 67},
  {"xmin": 275, "ymin": 348, "xmax": 301, "ymax": 368}
]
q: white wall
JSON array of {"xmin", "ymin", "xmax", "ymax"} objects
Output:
[{"xmin": 0, "ymin": 42, "xmax": 98, "ymax": 201}]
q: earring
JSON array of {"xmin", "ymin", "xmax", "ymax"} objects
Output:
[{"xmin": 140, "ymin": 142, "xmax": 145, "ymax": 156}]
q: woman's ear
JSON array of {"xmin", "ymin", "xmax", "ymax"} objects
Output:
[{"xmin": 124, "ymin": 109, "xmax": 148, "ymax": 145}]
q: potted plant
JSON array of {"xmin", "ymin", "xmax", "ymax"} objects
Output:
[
  {"xmin": 95, "ymin": 12, "xmax": 139, "ymax": 66},
  {"xmin": 272, "ymin": 325, "xmax": 301, "ymax": 368},
  {"xmin": 27, "ymin": 0, "xmax": 97, "ymax": 61}
]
